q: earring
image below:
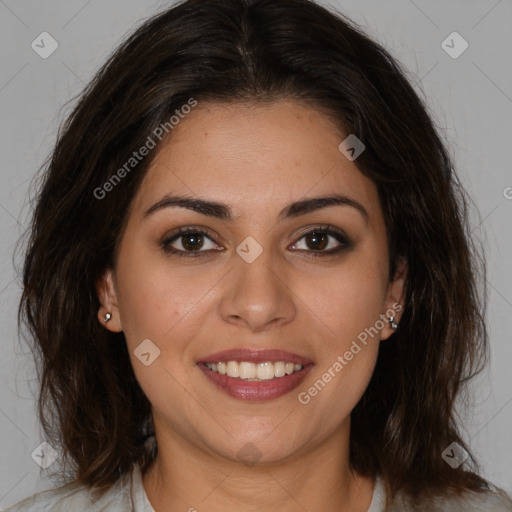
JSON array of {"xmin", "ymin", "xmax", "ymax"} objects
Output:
[
  {"xmin": 389, "ymin": 315, "xmax": 398, "ymax": 330},
  {"xmin": 104, "ymin": 312, "xmax": 112, "ymax": 323}
]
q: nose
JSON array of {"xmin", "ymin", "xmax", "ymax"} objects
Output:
[{"xmin": 219, "ymin": 251, "xmax": 297, "ymax": 333}]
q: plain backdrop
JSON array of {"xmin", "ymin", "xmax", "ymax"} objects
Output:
[{"xmin": 1, "ymin": 0, "xmax": 511, "ymax": 508}]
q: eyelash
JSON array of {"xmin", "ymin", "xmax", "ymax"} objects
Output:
[{"xmin": 160, "ymin": 225, "xmax": 352, "ymax": 259}]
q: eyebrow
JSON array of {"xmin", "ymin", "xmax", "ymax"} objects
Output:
[{"xmin": 143, "ymin": 193, "xmax": 369, "ymax": 224}]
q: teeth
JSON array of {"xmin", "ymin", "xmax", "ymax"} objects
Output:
[
  {"xmin": 204, "ymin": 361, "xmax": 304, "ymax": 380},
  {"xmin": 227, "ymin": 361, "xmax": 239, "ymax": 378},
  {"xmin": 239, "ymin": 361, "xmax": 256, "ymax": 379},
  {"xmin": 274, "ymin": 361, "xmax": 286, "ymax": 378},
  {"xmin": 257, "ymin": 362, "xmax": 275, "ymax": 380}
]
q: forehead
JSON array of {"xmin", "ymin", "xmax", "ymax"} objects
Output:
[{"xmin": 133, "ymin": 101, "xmax": 381, "ymax": 222}]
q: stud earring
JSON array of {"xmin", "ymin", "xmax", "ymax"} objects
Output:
[
  {"xmin": 389, "ymin": 315, "xmax": 398, "ymax": 330},
  {"xmin": 104, "ymin": 312, "xmax": 112, "ymax": 323}
]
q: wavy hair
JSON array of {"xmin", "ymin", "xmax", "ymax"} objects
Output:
[{"xmin": 19, "ymin": 0, "xmax": 489, "ymax": 505}]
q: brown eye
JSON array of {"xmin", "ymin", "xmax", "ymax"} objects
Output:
[
  {"xmin": 290, "ymin": 226, "xmax": 352, "ymax": 257},
  {"xmin": 161, "ymin": 228, "xmax": 222, "ymax": 257},
  {"xmin": 304, "ymin": 231, "xmax": 329, "ymax": 251},
  {"xmin": 181, "ymin": 232, "xmax": 205, "ymax": 251}
]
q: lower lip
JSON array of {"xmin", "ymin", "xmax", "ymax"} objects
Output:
[{"xmin": 197, "ymin": 363, "xmax": 314, "ymax": 401}]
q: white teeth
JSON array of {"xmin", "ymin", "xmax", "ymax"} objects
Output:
[
  {"xmin": 256, "ymin": 362, "xmax": 275, "ymax": 380},
  {"xmin": 204, "ymin": 360, "xmax": 304, "ymax": 380},
  {"xmin": 239, "ymin": 361, "xmax": 256, "ymax": 379},
  {"xmin": 227, "ymin": 361, "xmax": 240, "ymax": 378},
  {"xmin": 274, "ymin": 361, "xmax": 286, "ymax": 378}
]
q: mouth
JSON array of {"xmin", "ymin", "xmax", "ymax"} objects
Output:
[{"xmin": 197, "ymin": 349, "xmax": 314, "ymax": 401}]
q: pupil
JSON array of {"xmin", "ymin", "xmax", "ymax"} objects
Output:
[
  {"xmin": 183, "ymin": 233, "xmax": 203, "ymax": 251},
  {"xmin": 306, "ymin": 231, "xmax": 328, "ymax": 250}
]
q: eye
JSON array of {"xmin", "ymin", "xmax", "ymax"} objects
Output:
[
  {"xmin": 161, "ymin": 225, "xmax": 351, "ymax": 259},
  {"xmin": 290, "ymin": 225, "xmax": 351, "ymax": 257},
  {"xmin": 161, "ymin": 227, "xmax": 222, "ymax": 257}
]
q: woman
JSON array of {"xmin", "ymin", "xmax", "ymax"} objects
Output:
[{"xmin": 7, "ymin": 0, "xmax": 512, "ymax": 510}]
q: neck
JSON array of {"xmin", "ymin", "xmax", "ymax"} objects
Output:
[{"xmin": 142, "ymin": 419, "xmax": 374, "ymax": 512}]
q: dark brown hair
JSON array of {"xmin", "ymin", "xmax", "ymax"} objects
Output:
[{"xmin": 19, "ymin": 0, "xmax": 491, "ymax": 505}]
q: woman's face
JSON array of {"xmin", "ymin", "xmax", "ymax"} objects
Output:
[{"xmin": 98, "ymin": 100, "xmax": 405, "ymax": 464}]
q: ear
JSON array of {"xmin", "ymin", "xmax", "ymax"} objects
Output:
[
  {"xmin": 380, "ymin": 257, "xmax": 407, "ymax": 341},
  {"xmin": 95, "ymin": 267, "xmax": 123, "ymax": 332}
]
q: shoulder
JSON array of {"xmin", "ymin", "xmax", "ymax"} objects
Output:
[
  {"xmin": 390, "ymin": 486, "xmax": 512, "ymax": 512},
  {"xmin": 440, "ymin": 488, "xmax": 512, "ymax": 512},
  {"xmin": 3, "ymin": 467, "xmax": 135, "ymax": 512}
]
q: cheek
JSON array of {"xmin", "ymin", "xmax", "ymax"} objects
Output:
[
  {"xmin": 294, "ymin": 253, "xmax": 385, "ymax": 414},
  {"xmin": 303, "ymin": 256, "xmax": 387, "ymax": 347},
  {"xmin": 113, "ymin": 256, "xmax": 209, "ymax": 423},
  {"xmin": 114, "ymin": 249, "xmax": 211, "ymax": 345}
]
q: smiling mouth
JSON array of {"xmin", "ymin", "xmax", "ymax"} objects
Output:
[
  {"xmin": 203, "ymin": 360, "xmax": 305, "ymax": 380},
  {"xmin": 197, "ymin": 360, "xmax": 314, "ymax": 401}
]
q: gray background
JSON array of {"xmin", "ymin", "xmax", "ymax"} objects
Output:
[{"xmin": 1, "ymin": 0, "xmax": 511, "ymax": 508}]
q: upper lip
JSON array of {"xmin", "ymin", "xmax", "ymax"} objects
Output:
[{"xmin": 197, "ymin": 348, "xmax": 313, "ymax": 366}]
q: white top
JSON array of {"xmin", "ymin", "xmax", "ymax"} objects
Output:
[{"xmin": 4, "ymin": 461, "xmax": 512, "ymax": 511}]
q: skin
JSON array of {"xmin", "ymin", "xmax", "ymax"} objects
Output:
[{"xmin": 97, "ymin": 100, "xmax": 406, "ymax": 512}]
